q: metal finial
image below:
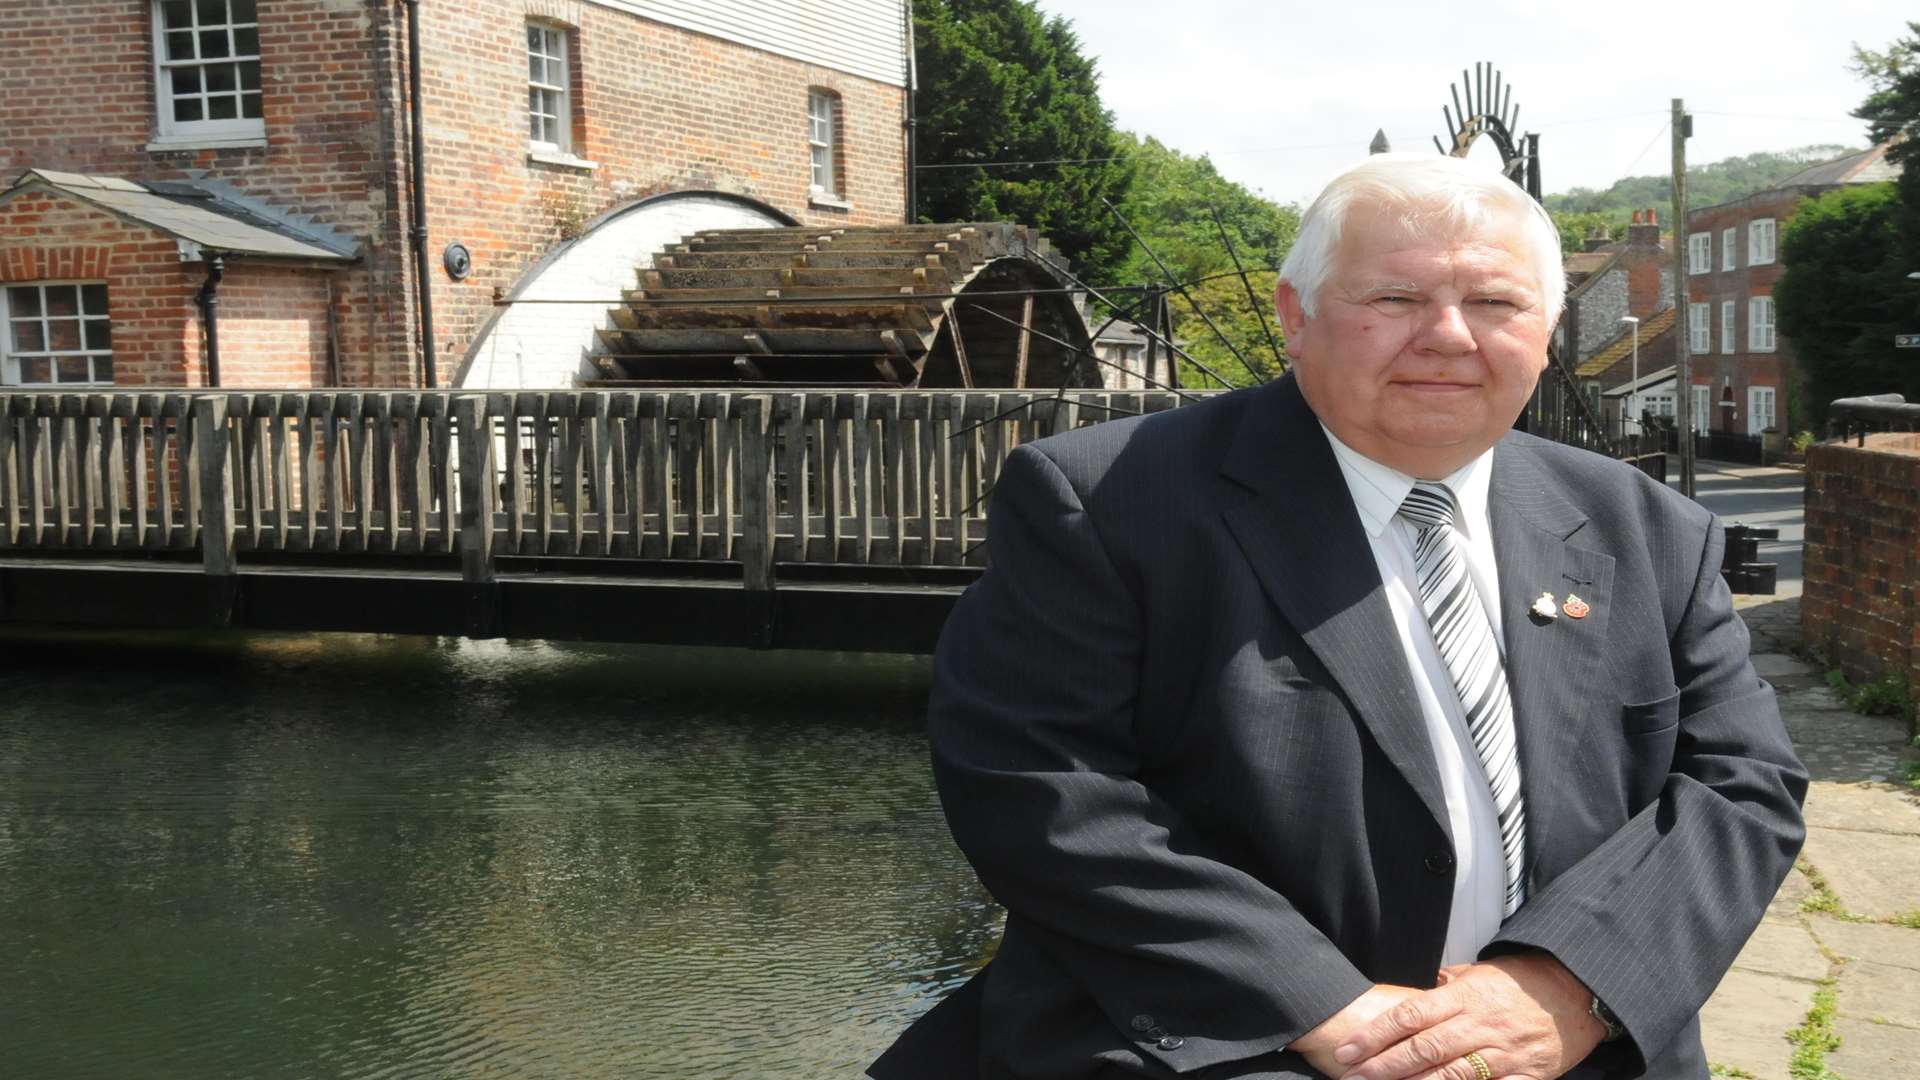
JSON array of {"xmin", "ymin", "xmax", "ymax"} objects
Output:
[{"xmin": 1369, "ymin": 129, "xmax": 1391, "ymax": 155}]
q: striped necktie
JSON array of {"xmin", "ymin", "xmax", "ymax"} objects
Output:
[{"xmin": 1397, "ymin": 481, "xmax": 1527, "ymax": 916}]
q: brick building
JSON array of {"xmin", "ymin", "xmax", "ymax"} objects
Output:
[
  {"xmin": 0, "ymin": 0, "xmax": 913, "ymax": 392},
  {"xmin": 1557, "ymin": 209, "xmax": 1677, "ymax": 437},
  {"xmin": 1681, "ymin": 143, "xmax": 1900, "ymax": 437}
]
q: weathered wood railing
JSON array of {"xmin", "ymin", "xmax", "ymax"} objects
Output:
[{"xmin": 0, "ymin": 390, "xmax": 1197, "ymax": 593}]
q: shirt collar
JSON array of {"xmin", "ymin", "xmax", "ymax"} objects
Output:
[{"xmin": 1319, "ymin": 424, "xmax": 1497, "ymax": 540}]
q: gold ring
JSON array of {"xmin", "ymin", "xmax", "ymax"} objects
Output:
[{"xmin": 1464, "ymin": 1050, "xmax": 1492, "ymax": 1080}]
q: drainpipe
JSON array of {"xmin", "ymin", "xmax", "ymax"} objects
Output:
[
  {"xmin": 902, "ymin": 0, "xmax": 918, "ymax": 223},
  {"xmin": 324, "ymin": 273, "xmax": 343, "ymax": 387},
  {"xmin": 404, "ymin": 0, "xmax": 437, "ymax": 388},
  {"xmin": 196, "ymin": 253, "xmax": 226, "ymax": 388}
]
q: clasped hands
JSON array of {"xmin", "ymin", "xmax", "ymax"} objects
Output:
[{"xmin": 1289, "ymin": 953, "xmax": 1609, "ymax": 1080}]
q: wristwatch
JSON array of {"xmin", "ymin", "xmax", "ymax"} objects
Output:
[{"xmin": 1589, "ymin": 994, "xmax": 1626, "ymax": 1042}]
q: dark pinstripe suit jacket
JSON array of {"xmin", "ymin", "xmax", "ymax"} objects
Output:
[{"xmin": 870, "ymin": 373, "xmax": 1807, "ymax": 1080}]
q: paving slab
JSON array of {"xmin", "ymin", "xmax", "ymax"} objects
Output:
[
  {"xmin": 1801, "ymin": 826, "xmax": 1920, "ymax": 921},
  {"xmin": 1786, "ymin": 710, "xmax": 1917, "ymax": 783},
  {"xmin": 1728, "ymin": 919, "xmax": 1830, "ymax": 982},
  {"xmin": 1801, "ymin": 782, "xmax": 1920, "ymax": 836},
  {"xmin": 1751, "ymin": 652, "xmax": 1818, "ymax": 680},
  {"xmin": 1833, "ymin": 959, "xmax": 1920, "ymax": 1028},
  {"xmin": 1809, "ymin": 918, "xmax": 1920, "ymax": 973},
  {"xmin": 1698, "ymin": 968, "xmax": 1807, "ymax": 1080},
  {"xmin": 1826, "ymin": 1016, "xmax": 1920, "ymax": 1080},
  {"xmin": 1767, "ymin": 867, "xmax": 1816, "ymax": 922}
]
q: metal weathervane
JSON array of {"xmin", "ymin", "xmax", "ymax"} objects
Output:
[{"xmin": 1433, "ymin": 62, "xmax": 1542, "ymax": 201}]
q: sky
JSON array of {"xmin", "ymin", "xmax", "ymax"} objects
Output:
[{"xmin": 1027, "ymin": 0, "xmax": 1911, "ymax": 208}]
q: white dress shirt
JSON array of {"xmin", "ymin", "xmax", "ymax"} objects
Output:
[{"xmin": 1320, "ymin": 426, "xmax": 1515, "ymax": 967}]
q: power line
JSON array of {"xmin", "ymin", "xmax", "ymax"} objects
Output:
[{"xmin": 1616, "ymin": 122, "xmax": 1671, "ymax": 183}]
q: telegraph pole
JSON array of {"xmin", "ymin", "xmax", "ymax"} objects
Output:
[{"xmin": 1671, "ymin": 98, "xmax": 1694, "ymax": 497}]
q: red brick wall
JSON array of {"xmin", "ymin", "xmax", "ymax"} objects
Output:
[
  {"xmin": 211, "ymin": 265, "xmax": 337, "ymax": 388},
  {"xmin": 1687, "ymin": 190, "xmax": 1804, "ymax": 434},
  {"xmin": 1803, "ymin": 434, "xmax": 1920, "ymax": 702},
  {"xmin": 415, "ymin": 0, "xmax": 908, "ymax": 386},
  {"xmin": 0, "ymin": 0, "xmax": 414, "ymax": 387}
]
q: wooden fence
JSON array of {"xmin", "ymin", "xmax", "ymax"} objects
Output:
[{"xmin": 0, "ymin": 390, "xmax": 1195, "ymax": 590}]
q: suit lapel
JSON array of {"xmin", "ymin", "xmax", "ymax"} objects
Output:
[
  {"xmin": 1487, "ymin": 442, "xmax": 1615, "ymax": 883},
  {"xmin": 1218, "ymin": 376, "xmax": 1449, "ymax": 836}
]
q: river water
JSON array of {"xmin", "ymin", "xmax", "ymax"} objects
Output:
[{"xmin": 0, "ymin": 629, "xmax": 999, "ymax": 1078}]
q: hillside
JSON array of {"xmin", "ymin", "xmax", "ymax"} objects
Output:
[{"xmin": 1546, "ymin": 145, "xmax": 1863, "ymax": 220}]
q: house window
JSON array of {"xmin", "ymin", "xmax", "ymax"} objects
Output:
[
  {"xmin": 1691, "ymin": 385, "xmax": 1711, "ymax": 434},
  {"xmin": 1688, "ymin": 302, "xmax": 1710, "ymax": 354},
  {"xmin": 1687, "ymin": 232, "xmax": 1712, "ymax": 274},
  {"xmin": 1721, "ymin": 228, "xmax": 1736, "ymax": 271},
  {"xmin": 1748, "ymin": 218, "xmax": 1777, "ymax": 266},
  {"xmin": 527, "ymin": 22, "xmax": 571, "ymax": 151},
  {"xmin": 1749, "ymin": 296, "xmax": 1776, "ymax": 351},
  {"xmin": 1, "ymin": 283, "xmax": 114, "ymax": 386},
  {"xmin": 152, "ymin": 0, "xmax": 263, "ymax": 140},
  {"xmin": 1747, "ymin": 386, "xmax": 1777, "ymax": 435},
  {"xmin": 1720, "ymin": 300, "xmax": 1735, "ymax": 355},
  {"xmin": 808, "ymin": 89, "xmax": 839, "ymax": 196}
]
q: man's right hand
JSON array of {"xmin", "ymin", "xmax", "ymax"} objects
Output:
[{"xmin": 1289, "ymin": 985, "xmax": 1425, "ymax": 1078}]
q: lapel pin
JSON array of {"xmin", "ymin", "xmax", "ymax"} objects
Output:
[
  {"xmin": 1529, "ymin": 592, "xmax": 1559, "ymax": 621},
  {"xmin": 1564, "ymin": 594, "xmax": 1591, "ymax": 620}
]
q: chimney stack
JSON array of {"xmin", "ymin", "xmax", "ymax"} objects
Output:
[{"xmin": 1627, "ymin": 207, "xmax": 1661, "ymax": 247}]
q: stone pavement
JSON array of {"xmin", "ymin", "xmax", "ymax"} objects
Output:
[{"xmin": 1697, "ymin": 594, "xmax": 1920, "ymax": 1080}]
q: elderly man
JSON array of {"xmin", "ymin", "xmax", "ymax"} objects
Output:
[{"xmin": 870, "ymin": 154, "xmax": 1806, "ymax": 1080}]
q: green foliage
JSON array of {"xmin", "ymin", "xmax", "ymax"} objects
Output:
[
  {"xmin": 1550, "ymin": 211, "xmax": 1621, "ymax": 256},
  {"xmin": 1790, "ymin": 430, "xmax": 1817, "ymax": 454},
  {"xmin": 1823, "ymin": 668, "xmax": 1916, "ymax": 723},
  {"xmin": 1775, "ymin": 183, "xmax": 1920, "ymax": 425},
  {"xmin": 912, "ymin": 0, "xmax": 1134, "ymax": 284},
  {"xmin": 1544, "ymin": 146, "xmax": 1861, "ymax": 225},
  {"xmin": 1786, "ymin": 982, "xmax": 1843, "ymax": 1080},
  {"xmin": 1710, "ymin": 1065, "xmax": 1758, "ymax": 1079},
  {"xmin": 1103, "ymin": 135, "xmax": 1300, "ymax": 389}
]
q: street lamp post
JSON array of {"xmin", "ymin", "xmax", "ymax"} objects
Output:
[{"xmin": 1619, "ymin": 315, "xmax": 1641, "ymax": 444}]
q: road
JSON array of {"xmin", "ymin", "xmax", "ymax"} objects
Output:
[{"xmin": 1687, "ymin": 459, "xmax": 1807, "ymax": 597}]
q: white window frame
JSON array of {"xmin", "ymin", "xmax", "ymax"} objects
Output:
[
  {"xmin": 1721, "ymin": 227, "xmax": 1736, "ymax": 271},
  {"xmin": 1747, "ymin": 386, "xmax": 1777, "ymax": 435},
  {"xmin": 150, "ymin": 0, "xmax": 264, "ymax": 144},
  {"xmin": 527, "ymin": 21, "xmax": 572, "ymax": 153},
  {"xmin": 1749, "ymin": 295, "xmax": 1776, "ymax": 351},
  {"xmin": 1720, "ymin": 300, "xmax": 1736, "ymax": 355},
  {"xmin": 808, "ymin": 89, "xmax": 839, "ymax": 196},
  {"xmin": 1748, "ymin": 218, "xmax": 1777, "ymax": 266},
  {"xmin": 1687, "ymin": 232, "xmax": 1712, "ymax": 274},
  {"xmin": 1688, "ymin": 302, "xmax": 1710, "ymax": 354},
  {"xmin": 1, "ymin": 281, "xmax": 115, "ymax": 387},
  {"xmin": 1691, "ymin": 385, "xmax": 1712, "ymax": 434}
]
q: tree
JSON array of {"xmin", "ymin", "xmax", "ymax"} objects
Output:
[
  {"xmin": 1774, "ymin": 183, "xmax": 1919, "ymax": 425},
  {"xmin": 1850, "ymin": 21, "xmax": 1920, "ymax": 265},
  {"xmin": 1550, "ymin": 210, "xmax": 1619, "ymax": 256},
  {"xmin": 912, "ymin": 0, "xmax": 1134, "ymax": 285},
  {"xmin": 1105, "ymin": 135, "xmax": 1300, "ymax": 388},
  {"xmin": 1543, "ymin": 145, "xmax": 1859, "ymax": 224}
]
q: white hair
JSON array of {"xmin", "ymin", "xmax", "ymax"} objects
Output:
[{"xmin": 1278, "ymin": 152, "xmax": 1565, "ymax": 323}]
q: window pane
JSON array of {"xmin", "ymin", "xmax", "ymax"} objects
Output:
[
  {"xmin": 208, "ymin": 94, "xmax": 238, "ymax": 120},
  {"xmin": 206, "ymin": 63, "xmax": 236, "ymax": 93},
  {"xmin": 11, "ymin": 322, "xmax": 44, "ymax": 352},
  {"xmin": 234, "ymin": 26, "xmax": 258, "ymax": 56},
  {"xmin": 239, "ymin": 60, "xmax": 260, "ymax": 90},
  {"xmin": 529, "ymin": 53, "xmax": 545, "ymax": 83},
  {"xmin": 162, "ymin": 0, "xmax": 192, "ymax": 30},
  {"xmin": 197, "ymin": 0, "xmax": 228, "ymax": 25},
  {"xmin": 241, "ymin": 91, "xmax": 262, "ymax": 119},
  {"xmin": 84, "ymin": 320, "xmax": 111, "ymax": 351},
  {"xmin": 92, "ymin": 357, "xmax": 114, "ymax": 384},
  {"xmin": 19, "ymin": 358, "xmax": 51, "ymax": 384},
  {"xmin": 57, "ymin": 356, "xmax": 92, "ymax": 383},
  {"xmin": 45, "ymin": 286, "xmax": 78, "ymax": 317},
  {"xmin": 231, "ymin": 0, "xmax": 256, "ymax": 22},
  {"xmin": 200, "ymin": 29, "xmax": 231, "ymax": 59},
  {"xmin": 9, "ymin": 286, "xmax": 41, "ymax": 316},
  {"xmin": 167, "ymin": 29, "xmax": 197, "ymax": 61},
  {"xmin": 49, "ymin": 321, "xmax": 82, "ymax": 351},
  {"xmin": 81, "ymin": 284, "xmax": 107, "ymax": 313},
  {"xmin": 171, "ymin": 66, "xmax": 201, "ymax": 95},
  {"xmin": 175, "ymin": 97, "xmax": 204, "ymax": 122},
  {"xmin": 529, "ymin": 25, "xmax": 542, "ymax": 50}
]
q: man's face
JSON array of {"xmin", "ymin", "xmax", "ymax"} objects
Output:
[{"xmin": 1274, "ymin": 203, "xmax": 1554, "ymax": 479}]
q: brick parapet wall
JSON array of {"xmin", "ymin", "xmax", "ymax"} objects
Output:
[{"xmin": 1802, "ymin": 433, "xmax": 1920, "ymax": 701}]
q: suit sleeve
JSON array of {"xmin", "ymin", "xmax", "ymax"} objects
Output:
[
  {"xmin": 1483, "ymin": 509, "xmax": 1809, "ymax": 1067},
  {"xmin": 929, "ymin": 443, "xmax": 1374, "ymax": 1074}
]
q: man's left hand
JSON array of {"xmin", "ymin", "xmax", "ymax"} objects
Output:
[{"xmin": 1329, "ymin": 953, "xmax": 1608, "ymax": 1080}]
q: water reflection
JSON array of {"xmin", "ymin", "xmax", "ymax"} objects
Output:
[{"xmin": 0, "ymin": 629, "xmax": 998, "ymax": 1078}]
